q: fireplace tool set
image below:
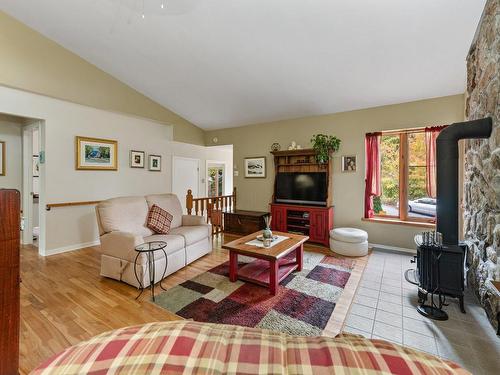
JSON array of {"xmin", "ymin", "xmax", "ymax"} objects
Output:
[{"xmin": 405, "ymin": 231, "xmax": 454, "ymax": 321}]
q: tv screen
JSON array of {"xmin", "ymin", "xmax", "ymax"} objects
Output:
[{"xmin": 275, "ymin": 172, "xmax": 327, "ymax": 206}]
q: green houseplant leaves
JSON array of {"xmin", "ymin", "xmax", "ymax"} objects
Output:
[{"xmin": 310, "ymin": 134, "xmax": 341, "ymax": 163}]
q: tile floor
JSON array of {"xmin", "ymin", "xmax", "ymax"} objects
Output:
[{"xmin": 343, "ymin": 250, "xmax": 500, "ymax": 374}]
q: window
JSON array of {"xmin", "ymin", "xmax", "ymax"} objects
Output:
[{"xmin": 373, "ymin": 129, "xmax": 436, "ymax": 223}]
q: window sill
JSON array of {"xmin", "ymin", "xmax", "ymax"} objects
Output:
[{"xmin": 362, "ymin": 217, "xmax": 435, "ymax": 228}]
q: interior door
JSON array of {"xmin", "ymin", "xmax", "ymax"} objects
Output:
[{"xmin": 172, "ymin": 156, "xmax": 200, "ymax": 212}]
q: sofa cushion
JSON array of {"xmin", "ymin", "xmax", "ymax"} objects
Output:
[
  {"xmin": 97, "ymin": 196, "xmax": 153, "ymax": 237},
  {"xmin": 169, "ymin": 225, "xmax": 210, "ymax": 246},
  {"xmin": 147, "ymin": 204, "xmax": 174, "ymax": 234},
  {"xmin": 142, "ymin": 234, "xmax": 185, "ymax": 256},
  {"xmin": 145, "ymin": 194, "xmax": 183, "ymax": 229}
]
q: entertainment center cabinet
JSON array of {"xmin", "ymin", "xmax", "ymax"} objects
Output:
[
  {"xmin": 270, "ymin": 148, "xmax": 334, "ymax": 246},
  {"xmin": 270, "ymin": 204, "xmax": 333, "ymax": 246}
]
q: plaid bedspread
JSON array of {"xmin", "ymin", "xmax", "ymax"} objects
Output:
[{"xmin": 31, "ymin": 321, "xmax": 468, "ymax": 375}]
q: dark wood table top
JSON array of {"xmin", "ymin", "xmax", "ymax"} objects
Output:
[
  {"xmin": 222, "ymin": 210, "xmax": 269, "ymax": 217},
  {"xmin": 222, "ymin": 230, "xmax": 309, "ymax": 261}
]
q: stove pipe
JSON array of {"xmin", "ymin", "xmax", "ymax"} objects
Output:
[{"xmin": 436, "ymin": 117, "xmax": 492, "ymax": 245}]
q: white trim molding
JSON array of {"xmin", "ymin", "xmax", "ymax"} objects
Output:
[
  {"xmin": 45, "ymin": 240, "xmax": 100, "ymax": 256},
  {"xmin": 369, "ymin": 243, "xmax": 416, "ymax": 255}
]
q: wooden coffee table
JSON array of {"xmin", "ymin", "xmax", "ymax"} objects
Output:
[{"xmin": 222, "ymin": 231, "xmax": 309, "ymax": 295}]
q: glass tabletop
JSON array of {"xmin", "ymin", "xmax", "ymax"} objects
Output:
[{"xmin": 135, "ymin": 241, "xmax": 168, "ymax": 252}]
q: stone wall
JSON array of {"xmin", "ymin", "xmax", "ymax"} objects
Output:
[{"xmin": 464, "ymin": 0, "xmax": 499, "ymax": 330}]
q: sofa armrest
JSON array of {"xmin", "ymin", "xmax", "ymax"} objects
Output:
[
  {"xmin": 182, "ymin": 215, "xmax": 207, "ymax": 226},
  {"xmin": 99, "ymin": 231, "xmax": 144, "ymax": 260}
]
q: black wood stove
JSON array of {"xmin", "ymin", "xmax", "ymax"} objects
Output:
[{"xmin": 405, "ymin": 117, "xmax": 492, "ymax": 320}]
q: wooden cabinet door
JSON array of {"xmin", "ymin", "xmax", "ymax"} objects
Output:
[
  {"xmin": 271, "ymin": 206, "xmax": 286, "ymax": 232},
  {"xmin": 0, "ymin": 190, "xmax": 21, "ymax": 375},
  {"xmin": 310, "ymin": 209, "xmax": 327, "ymax": 244}
]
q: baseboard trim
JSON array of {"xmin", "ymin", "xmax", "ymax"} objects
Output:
[
  {"xmin": 369, "ymin": 243, "xmax": 416, "ymax": 255},
  {"xmin": 45, "ymin": 240, "xmax": 100, "ymax": 256}
]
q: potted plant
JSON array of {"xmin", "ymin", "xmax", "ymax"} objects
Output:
[
  {"xmin": 373, "ymin": 196, "xmax": 386, "ymax": 215},
  {"xmin": 310, "ymin": 134, "xmax": 341, "ymax": 163}
]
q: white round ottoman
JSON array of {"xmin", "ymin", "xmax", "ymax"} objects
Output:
[{"xmin": 329, "ymin": 227, "xmax": 368, "ymax": 257}]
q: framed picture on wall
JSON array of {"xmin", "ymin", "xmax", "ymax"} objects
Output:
[
  {"xmin": 341, "ymin": 155, "xmax": 357, "ymax": 172},
  {"xmin": 244, "ymin": 156, "xmax": 266, "ymax": 178},
  {"xmin": 0, "ymin": 141, "xmax": 5, "ymax": 176},
  {"xmin": 75, "ymin": 136, "xmax": 118, "ymax": 171},
  {"xmin": 149, "ymin": 155, "xmax": 162, "ymax": 171},
  {"xmin": 33, "ymin": 155, "xmax": 40, "ymax": 177},
  {"xmin": 130, "ymin": 150, "xmax": 145, "ymax": 168}
]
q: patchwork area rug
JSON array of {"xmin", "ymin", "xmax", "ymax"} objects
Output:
[{"xmin": 153, "ymin": 252, "xmax": 355, "ymax": 336}]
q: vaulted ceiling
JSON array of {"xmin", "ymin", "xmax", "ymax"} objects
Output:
[{"xmin": 0, "ymin": 0, "xmax": 486, "ymax": 129}]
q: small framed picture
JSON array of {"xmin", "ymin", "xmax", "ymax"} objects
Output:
[
  {"xmin": 33, "ymin": 155, "xmax": 40, "ymax": 177},
  {"xmin": 130, "ymin": 150, "xmax": 145, "ymax": 168},
  {"xmin": 244, "ymin": 156, "xmax": 266, "ymax": 178},
  {"xmin": 76, "ymin": 136, "xmax": 118, "ymax": 170},
  {"xmin": 0, "ymin": 141, "xmax": 5, "ymax": 176},
  {"xmin": 149, "ymin": 154, "xmax": 162, "ymax": 171},
  {"xmin": 341, "ymin": 155, "xmax": 357, "ymax": 172}
]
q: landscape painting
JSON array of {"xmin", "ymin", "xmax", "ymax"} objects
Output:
[
  {"xmin": 244, "ymin": 156, "xmax": 266, "ymax": 178},
  {"xmin": 76, "ymin": 136, "xmax": 118, "ymax": 170}
]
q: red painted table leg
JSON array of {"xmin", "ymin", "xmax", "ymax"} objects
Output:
[
  {"xmin": 296, "ymin": 244, "xmax": 304, "ymax": 272},
  {"xmin": 229, "ymin": 251, "xmax": 238, "ymax": 282},
  {"xmin": 270, "ymin": 260, "xmax": 278, "ymax": 295}
]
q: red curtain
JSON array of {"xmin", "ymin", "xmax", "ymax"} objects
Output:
[
  {"xmin": 425, "ymin": 126, "xmax": 447, "ymax": 198},
  {"xmin": 364, "ymin": 132, "xmax": 382, "ymax": 218}
]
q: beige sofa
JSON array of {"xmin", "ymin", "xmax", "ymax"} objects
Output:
[{"xmin": 95, "ymin": 194, "xmax": 212, "ymax": 288}]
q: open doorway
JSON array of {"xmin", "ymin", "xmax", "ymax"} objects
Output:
[
  {"xmin": 207, "ymin": 163, "xmax": 225, "ymax": 197},
  {"xmin": 0, "ymin": 113, "xmax": 45, "ymax": 254}
]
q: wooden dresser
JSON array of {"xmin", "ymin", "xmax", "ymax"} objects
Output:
[{"xmin": 0, "ymin": 189, "xmax": 21, "ymax": 375}]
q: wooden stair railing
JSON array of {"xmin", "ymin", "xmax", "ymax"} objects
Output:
[
  {"xmin": 186, "ymin": 187, "xmax": 236, "ymax": 235},
  {"xmin": 46, "ymin": 200, "xmax": 102, "ymax": 211}
]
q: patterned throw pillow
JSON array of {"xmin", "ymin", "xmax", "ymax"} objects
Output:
[{"xmin": 147, "ymin": 204, "xmax": 173, "ymax": 234}]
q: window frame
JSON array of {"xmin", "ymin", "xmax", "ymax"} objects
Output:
[{"xmin": 374, "ymin": 128, "xmax": 435, "ymax": 225}]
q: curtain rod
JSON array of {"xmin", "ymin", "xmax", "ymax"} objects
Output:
[{"xmin": 379, "ymin": 125, "xmax": 447, "ymax": 136}]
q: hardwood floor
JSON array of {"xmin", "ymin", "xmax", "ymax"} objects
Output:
[{"xmin": 19, "ymin": 235, "xmax": 365, "ymax": 374}]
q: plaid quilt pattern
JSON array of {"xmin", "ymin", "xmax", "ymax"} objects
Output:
[
  {"xmin": 147, "ymin": 204, "xmax": 173, "ymax": 234},
  {"xmin": 31, "ymin": 321, "xmax": 468, "ymax": 375}
]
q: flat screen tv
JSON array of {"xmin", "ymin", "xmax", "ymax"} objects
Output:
[{"xmin": 275, "ymin": 172, "xmax": 327, "ymax": 206}]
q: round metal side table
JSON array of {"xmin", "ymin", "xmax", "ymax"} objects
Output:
[{"xmin": 133, "ymin": 241, "xmax": 168, "ymax": 301}]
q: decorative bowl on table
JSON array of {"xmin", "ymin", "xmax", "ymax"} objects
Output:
[{"xmin": 256, "ymin": 234, "xmax": 278, "ymax": 242}]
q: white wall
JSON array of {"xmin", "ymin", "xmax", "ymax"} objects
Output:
[
  {"xmin": 0, "ymin": 85, "xmax": 234, "ymax": 255},
  {"xmin": 0, "ymin": 120, "xmax": 22, "ymax": 192},
  {"xmin": 0, "ymin": 85, "xmax": 175, "ymax": 255}
]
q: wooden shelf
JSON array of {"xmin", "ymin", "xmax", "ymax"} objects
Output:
[
  {"xmin": 271, "ymin": 149, "xmax": 316, "ymax": 156},
  {"xmin": 277, "ymin": 163, "xmax": 321, "ymax": 167},
  {"xmin": 287, "ymin": 224, "xmax": 310, "ymax": 230}
]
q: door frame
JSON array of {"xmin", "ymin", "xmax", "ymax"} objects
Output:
[
  {"xmin": 172, "ymin": 156, "xmax": 200, "ymax": 199},
  {"xmin": 206, "ymin": 160, "xmax": 227, "ymax": 197},
  {"xmin": 21, "ymin": 121, "xmax": 45, "ymax": 255}
]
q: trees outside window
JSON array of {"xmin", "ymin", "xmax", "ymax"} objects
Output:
[{"xmin": 374, "ymin": 130, "xmax": 435, "ymax": 222}]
